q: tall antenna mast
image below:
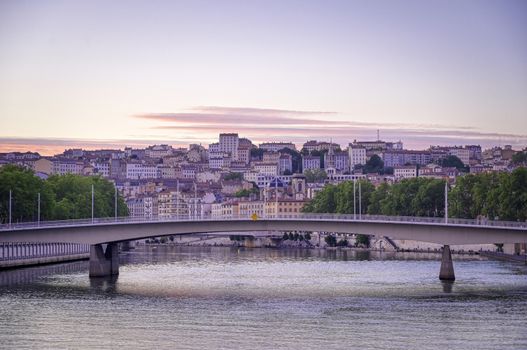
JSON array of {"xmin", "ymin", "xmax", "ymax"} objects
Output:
[{"xmin": 377, "ymin": 129, "xmax": 380, "ymax": 141}]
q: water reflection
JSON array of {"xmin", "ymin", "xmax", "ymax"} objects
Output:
[
  {"xmin": 0, "ymin": 246, "xmax": 526, "ymax": 350},
  {"xmin": 0, "ymin": 260, "xmax": 87, "ymax": 287},
  {"xmin": 441, "ymin": 281, "xmax": 454, "ymax": 293},
  {"xmin": 89, "ymin": 275, "xmax": 119, "ymax": 293}
]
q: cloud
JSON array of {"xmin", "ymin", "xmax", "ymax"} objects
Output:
[
  {"xmin": 132, "ymin": 105, "xmax": 527, "ymax": 149},
  {"xmin": 136, "ymin": 113, "xmax": 333, "ymax": 126},
  {"xmin": 136, "ymin": 106, "xmax": 476, "ymax": 130},
  {"xmin": 192, "ymin": 106, "xmax": 338, "ymax": 116},
  {"xmin": 2, "ymin": 106, "xmax": 526, "ymax": 155}
]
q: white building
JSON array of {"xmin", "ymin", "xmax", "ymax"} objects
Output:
[
  {"xmin": 157, "ymin": 190, "xmax": 189, "ymax": 218},
  {"xmin": 259, "ymin": 142, "xmax": 296, "ymax": 152},
  {"xmin": 253, "ymin": 162, "xmax": 279, "ymax": 176},
  {"xmin": 159, "ymin": 166, "xmax": 182, "ymax": 179},
  {"xmin": 237, "ymin": 146, "xmax": 251, "ymax": 164},
  {"xmin": 208, "ymin": 142, "xmax": 220, "ymax": 153},
  {"xmin": 145, "ymin": 144, "xmax": 173, "ymax": 158},
  {"xmin": 181, "ymin": 165, "xmax": 198, "ymax": 179},
  {"xmin": 209, "ymin": 154, "xmax": 231, "ymax": 169},
  {"xmin": 52, "ymin": 159, "xmax": 85, "ymax": 175},
  {"xmin": 238, "ymin": 200, "xmax": 264, "ymax": 218},
  {"xmin": 448, "ymin": 147, "xmax": 470, "ymax": 165},
  {"xmin": 348, "ymin": 146, "xmax": 367, "ymax": 170},
  {"xmin": 127, "ymin": 198, "xmax": 144, "ymax": 218},
  {"xmin": 302, "ymin": 155, "xmax": 321, "ymax": 172},
  {"xmin": 394, "ymin": 165, "xmax": 418, "ymax": 179},
  {"xmin": 219, "ymin": 133, "xmax": 239, "ymax": 160},
  {"xmin": 127, "ymin": 195, "xmax": 158, "ymax": 218},
  {"xmin": 92, "ymin": 162, "xmax": 110, "ymax": 177},
  {"xmin": 125, "ymin": 163, "xmax": 159, "ymax": 179}
]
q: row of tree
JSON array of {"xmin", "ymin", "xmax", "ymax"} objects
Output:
[
  {"xmin": 0, "ymin": 165, "xmax": 128, "ymax": 224},
  {"xmin": 303, "ymin": 168, "xmax": 527, "ymax": 222},
  {"xmin": 449, "ymin": 168, "xmax": 527, "ymax": 221}
]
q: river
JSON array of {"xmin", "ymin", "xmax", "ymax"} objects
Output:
[{"xmin": 1, "ymin": 246, "xmax": 526, "ymax": 350}]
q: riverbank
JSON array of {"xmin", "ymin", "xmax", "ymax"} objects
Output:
[
  {"xmin": 142, "ymin": 241, "xmax": 494, "ymax": 256},
  {"xmin": 480, "ymin": 251, "xmax": 527, "ymax": 264}
]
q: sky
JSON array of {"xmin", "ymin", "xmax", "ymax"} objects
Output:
[{"xmin": 0, "ymin": 0, "xmax": 526, "ymax": 155}]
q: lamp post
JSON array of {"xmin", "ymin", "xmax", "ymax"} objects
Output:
[
  {"xmin": 353, "ymin": 179, "xmax": 356, "ymax": 220},
  {"xmin": 37, "ymin": 192, "xmax": 41, "ymax": 226},
  {"xmin": 176, "ymin": 180, "xmax": 179, "ymax": 220},
  {"xmin": 445, "ymin": 181, "xmax": 448, "ymax": 224},
  {"xmin": 359, "ymin": 181, "xmax": 362, "ymax": 220},
  {"xmin": 114, "ymin": 186, "xmax": 118, "ymax": 220},
  {"xmin": 275, "ymin": 177, "xmax": 278, "ymax": 218},
  {"xmin": 263, "ymin": 181, "xmax": 267, "ymax": 219},
  {"xmin": 194, "ymin": 182, "xmax": 198, "ymax": 220},
  {"xmin": 91, "ymin": 184, "xmax": 94, "ymax": 223},
  {"xmin": 9, "ymin": 190, "xmax": 12, "ymax": 227}
]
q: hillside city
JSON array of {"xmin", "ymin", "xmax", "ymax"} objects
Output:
[{"xmin": 1, "ymin": 133, "xmax": 525, "ymax": 223}]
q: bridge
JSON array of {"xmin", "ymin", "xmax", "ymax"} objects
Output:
[{"xmin": 1, "ymin": 214, "xmax": 527, "ymax": 280}]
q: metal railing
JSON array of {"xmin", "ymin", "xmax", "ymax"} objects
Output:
[
  {"xmin": 0, "ymin": 242, "xmax": 90, "ymax": 262},
  {"xmin": 1, "ymin": 213, "xmax": 527, "ymax": 232}
]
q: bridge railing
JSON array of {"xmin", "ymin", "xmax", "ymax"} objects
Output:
[{"xmin": 1, "ymin": 213, "xmax": 527, "ymax": 231}]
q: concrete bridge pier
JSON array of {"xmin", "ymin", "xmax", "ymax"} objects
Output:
[
  {"xmin": 439, "ymin": 245, "xmax": 455, "ymax": 281},
  {"xmin": 89, "ymin": 243, "xmax": 119, "ymax": 277}
]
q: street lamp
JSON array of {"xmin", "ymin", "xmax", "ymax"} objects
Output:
[
  {"xmin": 275, "ymin": 177, "xmax": 278, "ymax": 219},
  {"xmin": 194, "ymin": 182, "xmax": 198, "ymax": 220},
  {"xmin": 91, "ymin": 184, "xmax": 94, "ymax": 223},
  {"xmin": 359, "ymin": 181, "xmax": 362, "ymax": 220},
  {"xmin": 445, "ymin": 181, "xmax": 449, "ymax": 224},
  {"xmin": 114, "ymin": 186, "xmax": 118, "ymax": 220},
  {"xmin": 263, "ymin": 181, "xmax": 267, "ymax": 219},
  {"xmin": 176, "ymin": 180, "xmax": 179, "ymax": 220},
  {"xmin": 353, "ymin": 179, "xmax": 356, "ymax": 220},
  {"xmin": 37, "ymin": 192, "xmax": 41, "ymax": 226},
  {"xmin": 8, "ymin": 189, "xmax": 12, "ymax": 227}
]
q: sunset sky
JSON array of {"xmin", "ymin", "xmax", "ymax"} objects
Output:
[{"xmin": 1, "ymin": 0, "xmax": 526, "ymax": 155}]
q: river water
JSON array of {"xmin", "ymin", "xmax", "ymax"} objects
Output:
[{"xmin": 0, "ymin": 246, "xmax": 526, "ymax": 350}]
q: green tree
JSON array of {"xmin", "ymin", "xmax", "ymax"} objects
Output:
[
  {"xmin": 304, "ymin": 169, "xmax": 527, "ymax": 222},
  {"xmin": 0, "ymin": 165, "xmax": 54, "ymax": 223},
  {"xmin": 324, "ymin": 234, "xmax": 337, "ymax": 247},
  {"xmin": 304, "ymin": 169, "xmax": 327, "ymax": 183},
  {"xmin": 235, "ymin": 189, "xmax": 251, "ymax": 197},
  {"xmin": 367, "ymin": 182, "xmax": 389, "ymax": 215},
  {"xmin": 302, "ymin": 184, "xmax": 337, "ymax": 213},
  {"xmin": 336, "ymin": 239, "xmax": 348, "ymax": 247},
  {"xmin": 46, "ymin": 174, "xmax": 128, "ymax": 220},
  {"xmin": 411, "ymin": 179, "xmax": 445, "ymax": 217},
  {"xmin": 363, "ymin": 155, "xmax": 384, "ymax": 174},
  {"xmin": 355, "ymin": 234, "xmax": 370, "ymax": 247},
  {"xmin": 497, "ymin": 168, "xmax": 527, "ymax": 221},
  {"xmin": 250, "ymin": 148, "xmax": 264, "ymax": 160},
  {"xmin": 224, "ymin": 172, "xmax": 243, "ymax": 181},
  {"xmin": 440, "ymin": 155, "xmax": 466, "ymax": 171},
  {"xmin": 511, "ymin": 149, "xmax": 527, "ymax": 166}
]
